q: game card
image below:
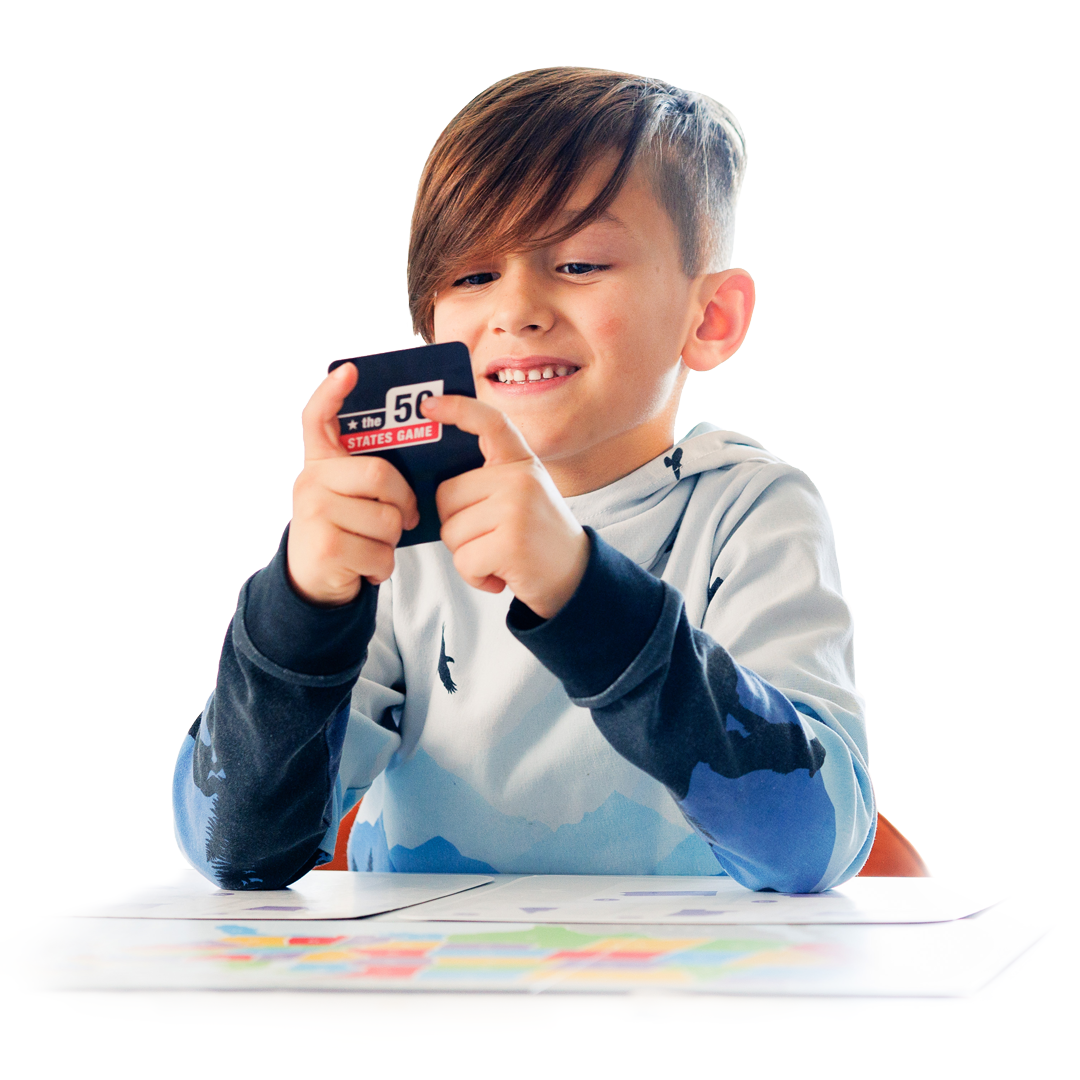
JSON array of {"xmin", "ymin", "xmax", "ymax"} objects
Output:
[{"xmin": 329, "ymin": 342, "xmax": 484, "ymax": 546}]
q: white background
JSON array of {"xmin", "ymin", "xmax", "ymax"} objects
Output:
[{"xmin": 1, "ymin": 1, "xmax": 1077, "ymax": 1072}]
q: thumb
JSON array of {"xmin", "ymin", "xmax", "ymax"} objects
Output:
[
  {"xmin": 420, "ymin": 394, "xmax": 533, "ymax": 466},
  {"xmin": 302, "ymin": 362, "xmax": 357, "ymax": 461}
]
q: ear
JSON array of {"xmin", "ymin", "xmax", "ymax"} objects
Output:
[{"xmin": 680, "ymin": 269, "xmax": 756, "ymax": 372}]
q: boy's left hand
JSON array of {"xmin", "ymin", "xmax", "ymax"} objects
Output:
[{"xmin": 421, "ymin": 395, "xmax": 589, "ymax": 619}]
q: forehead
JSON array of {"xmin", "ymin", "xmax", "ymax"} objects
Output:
[{"xmin": 535, "ymin": 161, "xmax": 676, "ymax": 250}]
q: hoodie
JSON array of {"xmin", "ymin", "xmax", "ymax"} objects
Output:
[{"xmin": 174, "ymin": 424, "xmax": 875, "ymax": 892}]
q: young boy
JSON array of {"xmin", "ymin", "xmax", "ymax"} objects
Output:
[{"xmin": 174, "ymin": 68, "xmax": 875, "ymax": 894}]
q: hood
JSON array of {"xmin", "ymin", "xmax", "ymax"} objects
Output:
[{"xmin": 564, "ymin": 424, "xmax": 783, "ymax": 572}]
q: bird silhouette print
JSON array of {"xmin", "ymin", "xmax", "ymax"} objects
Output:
[
  {"xmin": 663, "ymin": 446, "xmax": 683, "ymax": 480},
  {"xmin": 438, "ymin": 624, "xmax": 457, "ymax": 694}
]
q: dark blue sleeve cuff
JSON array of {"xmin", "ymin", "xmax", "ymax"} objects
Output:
[
  {"xmin": 506, "ymin": 527, "xmax": 666, "ymax": 699},
  {"xmin": 243, "ymin": 525, "xmax": 378, "ymax": 677}
]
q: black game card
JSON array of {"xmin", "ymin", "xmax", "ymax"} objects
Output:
[{"xmin": 328, "ymin": 342, "xmax": 484, "ymax": 546}]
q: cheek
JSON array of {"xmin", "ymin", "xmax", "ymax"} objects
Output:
[
  {"xmin": 589, "ymin": 313, "xmax": 628, "ymax": 349},
  {"xmin": 580, "ymin": 299, "xmax": 635, "ymax": 353},
  {"xmin": 432, "ymin": 299, "xmax": 476, "ymax": 346},
  {"xmin": 642, "ymin": 275, "xmax": 694, "ymax": 349},
  {"xmin": 586, "ymin": 275, "xmax": 687, "ymax": 357}
]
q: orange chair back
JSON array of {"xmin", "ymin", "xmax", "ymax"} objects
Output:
[{"xmin": 857, "ymin": 813, "xmax": 929, "ymax": 876}]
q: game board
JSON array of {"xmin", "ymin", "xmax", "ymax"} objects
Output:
[{"xmin": 52, "ymin": 903, "xmax": 1042, "ymax": 996}]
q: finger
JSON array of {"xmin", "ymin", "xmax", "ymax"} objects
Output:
[
  {"xmin": 420, "ymin": 394, "xmax": 533, "ymax": 466},
  {"xmin": 301, "ymin": 362, "xmax": 358, "ymax": 462},
  {"xmin": 317, "ymin": 490, "xmax": 407, "ymax": 548},
  {"xmin": 306, "ymin": 455, "xmax": 420, "ymax": 530},
  {"xmin": 435, "ymin": 460, "xmax": 529, "ymax": 523},
  {"xmin": 450, "ymin": 530, "xmax": 512, "ymax": 594},
  {"xmin": 438, "ymin": 491, "xmax": 504, "ymax": 555},
  {"xmin": 287, "ymin": 525, "xmax": 396, "ymax": 602},
  {"xmin": 329, "ymin": 533, "xmax": 396, "ymax": 587}
]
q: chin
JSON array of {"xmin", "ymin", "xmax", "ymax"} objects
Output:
[
  {"xmin": 504, "ymin": 418, "xmax": 567, "ymax": 460},
  {"xmin": 525, "ymin": 430, "xmax": 593, "ymax": 465}
]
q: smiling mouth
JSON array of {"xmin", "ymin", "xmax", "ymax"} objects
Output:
[{"xmin": 489, "ymin": 363, "xmax": 580, "ymax": 384}]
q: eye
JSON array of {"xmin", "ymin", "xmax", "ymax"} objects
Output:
[
  {"xmin": 451, "ymin": 271, "xmax": 498, "ymax": 288},
  {"xmin": 557, "ymin": 262, "xmax": 610, "ymax": 276}
]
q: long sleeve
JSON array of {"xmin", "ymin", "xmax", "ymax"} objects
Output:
[
  {"xmin": 172, "ymin": 527, "xmax": 387, "ymax": 889},
  {"xmin": 508, "ymin": 522, "xmax": 875, "ymax": 893}
]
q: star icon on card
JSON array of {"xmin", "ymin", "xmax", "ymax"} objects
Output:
[{"xmin": 347, "ymin": 419, "xmax": 358, "ymax": 430}]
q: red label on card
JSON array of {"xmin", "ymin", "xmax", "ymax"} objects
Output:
[{"xmin": 340, "ymin": 420, "xmax": 441, "ymax": 454}]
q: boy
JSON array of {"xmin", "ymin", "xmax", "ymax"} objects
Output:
[{"xmin": 174, "ymin": 68, "xmax": 875, "ymax": 893}]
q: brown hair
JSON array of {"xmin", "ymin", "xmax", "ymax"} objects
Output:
[{"xmin": 407, "ymin": 67, "xmax": 747, "ymax": 341}]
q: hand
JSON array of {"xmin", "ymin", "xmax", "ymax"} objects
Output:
[
  {"xmin": 287, "ymin": 363, "xmax": 420, "ymax": 605},
  {"xmin": 421, "ymin": 395, "xmax": 590, "ymax": 619}
]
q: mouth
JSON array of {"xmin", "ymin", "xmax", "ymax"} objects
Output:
[{"xmin": 483, "ymin": 357, "xmax": 581, "ymax": 388}]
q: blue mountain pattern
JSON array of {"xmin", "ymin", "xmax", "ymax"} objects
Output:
[
  {"xmin": 501, "ymin": 790, "xmax": 712, "ymax": 875},
  {"xmin": 350, "ymin": 749, "xmax": 721, "ymax": 875},
  {"xmin": 678, "ymin": 760, "xmax": 835, "ymax": 892},
  {"xmin": 350, "ymin": 816, "xmax": 497, "ymax": 874},
  {"xmin": 653, "ymin": 833, "xmax": 728, "ymax": 875},
  {"xmin": 371, "ymin": 747, "xmax": 553, "ymax": 862}
]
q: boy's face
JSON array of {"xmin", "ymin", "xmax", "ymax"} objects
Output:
[{"xmin": 432, "ymin": 157, "xmax": 706, "ymax": 493}]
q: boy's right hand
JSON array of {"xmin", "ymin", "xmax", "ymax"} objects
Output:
[{"xmin": 287, "ymin": 362, "xmax": 420, "ymax": 606}]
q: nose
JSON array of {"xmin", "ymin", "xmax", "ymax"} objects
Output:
[{"xmin": 488, "ymin": 264, "xmax": 553, "ymax": 336}]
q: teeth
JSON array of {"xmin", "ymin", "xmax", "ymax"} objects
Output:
[{"xmin": 493, "ymin": 365, "xmax": 576, "ymax": 383}]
